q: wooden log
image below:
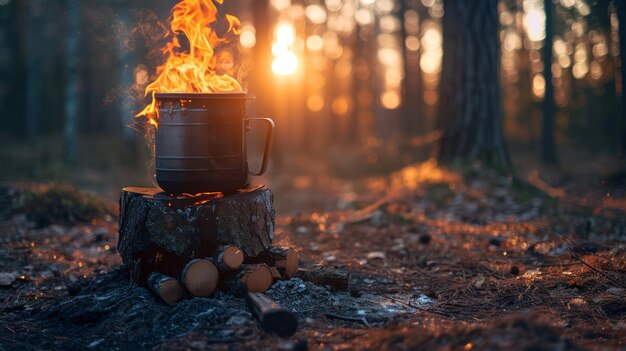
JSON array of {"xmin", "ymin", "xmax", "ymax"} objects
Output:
[
  {"xmin": 295, "ymin": 266, "xmax": 351, "ymax": 291},
  {"xmin": 212, "ymin": 245, "xmax": 244, "ymax": 272},
  {"xmin": 246, "ymin": 292, "xmax": 298, "ymax": 337},
  {"xmin": 147, "ymin": 272, "xmax": 183, "ymax": 305},
  {"xmin": 117, "ymin": 185, "xmax": 275, "ymax": 283},
  {"xmin": 224, "ymin": 264, "xmax": 273, "ymax": 296},
  {"xmin": 181, "ymin": 259, "xmax": 219, "ymax": 297},
  {"xmin": 247, "ymin": 246, "xmax": 299, "ymax": 278},
  {"xmin": 269, "ymin": 266, "xmax": 282, "ymax": 282}
]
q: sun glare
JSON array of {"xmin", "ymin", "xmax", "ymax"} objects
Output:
[{"xmin": 271, "ymin": 23, "xmax": 299, "ymax": 76}]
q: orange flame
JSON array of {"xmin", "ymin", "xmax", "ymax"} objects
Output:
[{"xmin": 137, "ymin": 0, "xmax": 243, "ymax": 126}]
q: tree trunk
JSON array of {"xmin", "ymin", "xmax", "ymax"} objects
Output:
[
  {"xmin": 63, "ymin": 0, "xmax": 80, "ymax": 164},
  {"xmin": 117, "ymin": 185, "xmax": 275, "ymax": 283},
  {"xmin": 616, "ymin": 0, "xmax": 626, "ymax": 158},
  {"xmin": 0, "ymin": 3, "xmax": 15, "ymax": 136},
  {"xmin": 436, "ymin": 0, "xmax": 510, "ymax": 169},
  {"xmin": 401, "ymin": 0, "xmax": 424, "ymax": 138},
  {"xmin": 25, "ymin": 0, "xmax": 42, "ymax": 143},
  {"xmin": 541, "ymin": 0, "xmax": 557, "ymax": 164},
  {"xmin": 348, "ymin": 28, "xmax": 360, "ymax": 144}
]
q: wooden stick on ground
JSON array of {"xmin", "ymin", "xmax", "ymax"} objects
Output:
[
  {"xmin": 213, "ymin": 245, "xmax": 244, "ymax": 272},
  {"xmin": 147, "ymin": 272, "xmax": 183, "ymax": 305},
  {"xmin": 181, "ymin": 259, "xmax": 219, "ymax": 297},
  {"xmin": 247, "ymin": 292, "xmax": 298, "ymax": 337},
  {"xmin": 224, "ymin": 264, "xmax": 273, "ymax": 296},
  {"xmin": 295, "ymin": 265, "xmax": 351, "ymax": 291}
]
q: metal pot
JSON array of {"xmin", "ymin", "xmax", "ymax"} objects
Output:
[{"xmin": 154, "ymin": 92, "xmax": 274, "ymax": 194}]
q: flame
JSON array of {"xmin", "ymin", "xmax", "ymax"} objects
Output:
[{"xmin": 137, "ymin": 0, "xmax": 243, "ymax": 126}]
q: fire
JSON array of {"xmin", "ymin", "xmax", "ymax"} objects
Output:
[{"xmin": 137, "ymin": 0, "xmax": 243, "ymax": 126}]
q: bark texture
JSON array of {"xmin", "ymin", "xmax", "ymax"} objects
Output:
[{"xmin": 436, "ymin": 0, "xmax": 510, "ymax": 168}]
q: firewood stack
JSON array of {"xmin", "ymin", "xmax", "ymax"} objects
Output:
[{"xmin": 117, "ymin": 185, "xmax": 299, "ymax": 304}]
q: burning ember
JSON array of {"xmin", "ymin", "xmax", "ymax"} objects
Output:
[{"xmin": 137, "ymin": 0, "xmax": 243, "ymax": 126}]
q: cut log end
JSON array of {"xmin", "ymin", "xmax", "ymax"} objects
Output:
[
  {"xmin": 157, "ymin": 278, "xmax": 184, "ymax": 305},
  {"xmin": 182, "ymin": 259, "xmax": 219, "ymax": 297},
  {"xmin": 282, "ymin": 249, "xmax": 299, "ymax": 278},
  {"xmin": 147, "ymin": 272, "xmax": 184, "ymax": 305},
  {"xmin": 218, "ymin": 245, "xmax": 244, "ymax": 271},
  {"xmin": 247, "ymin": 246, "xmax": 299, "ymax": 279},
  {"xmin": 244, "ymin": 264, "xmax": 273, "ymax": 293}
]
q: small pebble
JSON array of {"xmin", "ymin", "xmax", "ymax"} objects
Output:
[
  {"xmin": 510, "ymin": 266, "xmax": 519, "ymax": 275},
  {"xmin": 419, "ymin": 234, "xmax": 431, "ymax": 244}
]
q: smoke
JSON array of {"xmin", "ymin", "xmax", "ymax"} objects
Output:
[{"xmin": 103, "ymin": 8, "xmax": 170, "ymax": 131}]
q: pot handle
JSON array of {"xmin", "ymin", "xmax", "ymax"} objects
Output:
[{"xmin": 247, "ymin": 118, "xmax": 275, "ymax": 176}]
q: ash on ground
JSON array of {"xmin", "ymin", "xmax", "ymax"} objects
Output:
[{"xmin": 3, "ymin": 269, "xmax": 429, "ymax": 350}]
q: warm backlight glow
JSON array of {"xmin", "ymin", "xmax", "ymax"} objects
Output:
[
  {"xmin": 381, "ymin": 91, "xmax": 400, "ymax": 109},
  {"xmin": 240, "ymin": 24, "xmax": 256, "ymax": 48},
  {"xmin": 306, "ymin": 35, "xmax": 324, "ymax": 52},
  {"xmin": 276, "ymin": 24, "xmax": 296, "ymax": 45},
  {"xmin": 272, "ymin": 52, "xmax": 298, "ymax": 76},
  {"xmin": 272, "ymin": 23, "xmax": 299, "ymax": 76},
  {"xmin": 524, "ymin": 0, "xmax": 545, "ymax": 42},
  {"xmin": 137, "ymin": 0, "xmax": 243, "ymax": 126},
  {"xmin": 532, "ymin": 74, "xmax": 545, "ymax": 98},
  {"xmin": 307, "ymin": 95, "xmax": 324, "ymax": 112}
]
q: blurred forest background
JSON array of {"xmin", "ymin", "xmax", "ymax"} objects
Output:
[{"xmin": 0, "ymin": 0, "xmax": 624, "ymax": 196}]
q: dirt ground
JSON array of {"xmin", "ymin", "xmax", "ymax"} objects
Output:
[{"xmin": 0, "ymin": 157, "xmax": 625, "ymax": 350}]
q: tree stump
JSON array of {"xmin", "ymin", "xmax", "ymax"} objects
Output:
[{"xmin": 118, "ymin": 185, "xmax": 275, "ymax": 283}]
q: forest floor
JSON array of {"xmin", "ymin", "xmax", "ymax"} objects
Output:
[{"xmin": 0, "ymin": 155, "xmax": 625, "ymax": 350}]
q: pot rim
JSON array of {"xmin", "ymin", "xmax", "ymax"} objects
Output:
[{"xmin": 154, "ymin": 92, "xmax": 254, "ymax": 99}]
